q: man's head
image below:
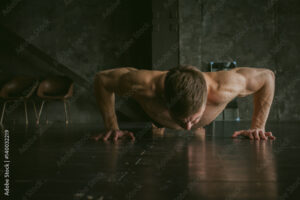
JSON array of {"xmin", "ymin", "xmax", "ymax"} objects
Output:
[{"xmin": 164, "ymin": 65, "xmax": 207, "ymax": 130}]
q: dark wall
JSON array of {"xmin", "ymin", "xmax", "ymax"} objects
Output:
[
  {"xmin": 179, "ymin": 0, "xmax": 300, "ymax": 121},
  {"xmin": 152, "ymin": 0, "xmax": 179, "ymax": 70},
  {"xmin": 0, "ymin": 0, "xmax": 152, "ymax": 124},
  {"xmin": 1, "ymin": 0, "xmax": 299, "ymax": 125},
  {"xmin": 1, "ymin": 0, "xmax": 152, "ymax": 68}
]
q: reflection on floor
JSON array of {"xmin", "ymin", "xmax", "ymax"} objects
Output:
[{"xmin": 1, "ymin": 121, "xmax": 300, "ymax": 200}]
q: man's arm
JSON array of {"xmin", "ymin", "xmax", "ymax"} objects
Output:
[
  {"xmin": 94, "ymin": 67, "xmax": 138, "ymax": 140},
  {"xmin": 232, "ymin": 67, "xmax": 275, "ymax": 140}
]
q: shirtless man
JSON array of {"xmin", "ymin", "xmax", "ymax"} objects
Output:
[{"xmin": 94, "ymin": 65, "xmax": 275, "ymax": 141}]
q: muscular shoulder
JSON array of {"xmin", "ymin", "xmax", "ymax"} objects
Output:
[
  {"xmin": 209, "ymin": 68, "xmax": 247, "ymax": 98},
  {"xmin": 234, "ymin": 67, "xmax": 274, "ymax": 97},
  {"xmin": 211, "ymin": 67, "xmax": 274, "ymax": 99},
  {"xmin": 120, "ymin": 69, "xmax": 154, "ymax": 86},
  {"xmin": 96, "ymin": 67, "xmax": 164, "ymax": 97},
  {"xmin": 119, "ymin": 68, "xmax": 160, "ymax": 97}
]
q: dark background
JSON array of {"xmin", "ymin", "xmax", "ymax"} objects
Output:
[{"xmin": 0, "ymin": 0, "xmax": 299, "ymax": 125}]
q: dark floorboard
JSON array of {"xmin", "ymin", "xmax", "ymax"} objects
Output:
[{"xmin": 1, "ymin": 121, "xmax": 300, "ymax": 200}]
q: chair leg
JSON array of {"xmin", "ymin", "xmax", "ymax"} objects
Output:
[
  {"xmin": 63, "ymin": 100, "xmax": 69, "ymax": 125},
  {"xmin": 24, "ymin": 101, "xmax": 28, "ymax": 126},
  {"xmin": 37, "ymin": 100, "xmax": 45, "ymax": 125},
  {"xmin": 32, "ymin": 101, "xmax": 38, "ymax": 122},
  {"xmin": 67, "ymin": 100, "xmax": 71, "ymax": 123},
  {"xmin": 45, "ymin": 101, "xmax": 48, "ymax": 124},
  {"xmin": 1, "ymin": 102, "xmax": 7, "ymax": 125}
]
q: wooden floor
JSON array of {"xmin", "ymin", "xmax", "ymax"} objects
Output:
[{"xmin": 2, "ymin": 121, "xmax": 300, "ymax": 200}]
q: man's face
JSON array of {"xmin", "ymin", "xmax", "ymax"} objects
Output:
[{"xmin": 171, "ymin": 106, "xmax": 206, "ymax": 130}]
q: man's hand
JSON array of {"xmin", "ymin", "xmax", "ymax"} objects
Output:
[
  {"xmin": 151, "ymin": 123, "xmax": 165, "ymax": 135},
  {"xmin": 93, "ymin": 130, "xmax": 135, "ymax": 142},
  {"xmin": 232, "ymin": 128, "xmax": 275, "ymax": 140}
]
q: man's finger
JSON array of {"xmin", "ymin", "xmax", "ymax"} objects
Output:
[
  {"xmin": 232, "ymin": 130, "xmax": 245, "ymax": 138},
  {"xmin": 248, "ymin": 131, "xmax": 254, "ymax": 140},
  {"xmin": 127, "ymin": 131, "xmax": 135, "ymax": 141},
  {"xmin": 259, "ymin": 130, "xmax": 267, "ymax": 140},
  {"xmin": 123, "ymin": 131, "xmax": 135, "ymax": 141},
  {"xmin": 265, "ymin": 132, "xmax": 276, "ymax": 140},
  {"xmin": 270, "ymin": 135, "xmax": 276, "ymax": 140},
  {"xmin": 265, "ymin": 132, "xmax": 272, "ymax": 136},
  {"xmin": 254, "ymin": 130, "xmax": 260, "ymax": 140},
  {"xmin": 119, "ymin": 130, "xmax": 126, "ymax": 137},
  {"xmin": 103, "ymin": 130, "xmax": 112, "ymax": 141},
  {"xmin": 114, "ymin": 131, "xmax": 119, "ymax": 141},
  {"xmin": 92, "ymin": 133, "xmax": 103, "ymax": 141}
]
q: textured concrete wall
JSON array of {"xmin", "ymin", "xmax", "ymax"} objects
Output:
[
  {"xmin": 1, "ymin": 0, "xmax": 299, "ymax": 125},
  {"xmin": 0, "ymin": 0, "xmax": 152, "ymax": 124},
  {"xmin": 179, "ymin": 0, "xmax": 300, "ymax": 121}
]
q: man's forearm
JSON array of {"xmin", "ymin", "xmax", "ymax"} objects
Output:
[
  {"xmin": 251, "ymin": 70, "xmax": 275, "ymax": 130},
  {"xmin": 94, "ymin": 74, "xmax": 119, "ymax": 131}
]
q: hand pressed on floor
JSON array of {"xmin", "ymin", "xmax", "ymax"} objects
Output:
[
  {"xmin": 93, "ymin": 130, "xmax": 135, "ymax": 142},
  {"xmin": 232, "ymin": 128, "xmax": 275, "ymax": 140}
]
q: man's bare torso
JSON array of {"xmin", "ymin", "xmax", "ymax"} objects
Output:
[{"xmin": 94, "ymin": 66, "xmax": 275, "ymax": 141}]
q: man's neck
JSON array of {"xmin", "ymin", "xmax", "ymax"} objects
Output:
[
  {"xmin": 202, "ymin": 72, "xmax": 218, "ymax": 104},
  {"xmin": 154, "ymin": 71, "xmax": 168, "ymax": 101}
]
